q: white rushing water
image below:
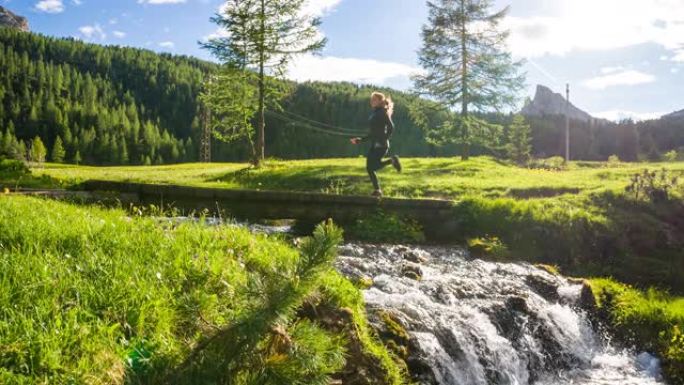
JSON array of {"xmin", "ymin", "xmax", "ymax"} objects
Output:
[{"xmin": 335, "ymin": 243, "xmax": 665, "ymax": 385}]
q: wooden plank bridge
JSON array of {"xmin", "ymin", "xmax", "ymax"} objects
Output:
[{"xmin": 15, "ymin": 181, "xmax": 464, "ymax": 241}]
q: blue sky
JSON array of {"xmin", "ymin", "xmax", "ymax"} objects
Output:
[{"xmin": 6, "ymin": 0, "xmax": 684, "ymax": 120}]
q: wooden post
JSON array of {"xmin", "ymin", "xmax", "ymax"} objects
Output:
[
  {"xmin": 200, "ymin": 76, "xmax": 212, "ymax": 163},
  {"xmin": 565, "ymin": 83, "xmax": 570, "ymax": 163}
]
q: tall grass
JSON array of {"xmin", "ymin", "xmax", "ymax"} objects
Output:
[
  {"xmin": 589, "ymin": 278, "xmax": 684, "ymax": 383},
  {"xmin": 0, "ymin": 196, "xmax": 404, "ymax": 384}
]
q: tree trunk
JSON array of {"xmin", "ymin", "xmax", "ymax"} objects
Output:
[
  {"xmin": 460, "ymin": 0, "xmax": 469, "ymax": 161},
  {"xmin": 256, "ymin": 0, "xmax": 266, "ymax": 166},
  {"xmin": 257, "ymin": 62, "xmax": 265, "ymax": 166}
]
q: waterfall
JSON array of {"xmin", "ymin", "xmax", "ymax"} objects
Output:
[{"xmin": 335, "ymin": 243, "xmax": 665, "ymax": 385}]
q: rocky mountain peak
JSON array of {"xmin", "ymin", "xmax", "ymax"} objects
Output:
[
  {"xmin": 0, "ymin": 6, "xmax": 29, "ymax": 32},
  {"xmin": 521, "ymin": 85, "xmax": 595, "ymax": 123},
  {"xmin": 662, "ymin": 109, "xmax": 684, "ymax": 121}
]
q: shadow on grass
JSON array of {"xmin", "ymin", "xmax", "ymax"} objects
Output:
[
  {"xmin": 0, "ymin": 169, "xmax": 64, "ymax": 190},
  {"xmin": 506, "ymin": 187, "xmax": 582, "ymax": 199},
  {"xmin": 207, "ymin": 164, "xmax": 368, "ymax": 194}
]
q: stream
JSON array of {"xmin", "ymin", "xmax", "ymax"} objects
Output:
[
  {"xmin": 167, "ymin": 218, "xmax": 665, "ymax": 384},
  {"xmin": 335, "ymin": 243, "xmax": 664, "ymax": 385}
]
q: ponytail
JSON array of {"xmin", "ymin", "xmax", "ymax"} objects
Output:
[{"xmin": 385, "ymin": 97, "xmax": 394, "ymax": 118}]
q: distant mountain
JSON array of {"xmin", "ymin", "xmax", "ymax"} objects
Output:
[
  {"xmin": 662, "ymin": 109, "xmax": 684, "ymax": 121},
  {"xmin": 0, "ymin": 6, "xmax": 28, "ymax": 32},
  {"xmin": 521, "ymin": 85, "xmax": 607, "ymax": 124}
]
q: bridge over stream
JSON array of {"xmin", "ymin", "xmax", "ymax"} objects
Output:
[{"xmin": 80, "ymin": 180, "xmax": 461, "ymax": 242}]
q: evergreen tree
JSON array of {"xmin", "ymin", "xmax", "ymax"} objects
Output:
[
  {"xmin": 413, "ymin": 0, "xmax": 524, "ymax": 160},
  {"xmin": 0, "ymin": 130, "xmax": 9, "ymax": 158},
  {"xmin": 201, "ymin": 68, "xmax": 259, "ymax": 161},
  {"xmin": 203, "ymin": 0, "xmax": 326, "ymax": 165},
  {"xmin": 51, "ymin": 135, "xmax": 66, "ymax": 163},
  {"xmin": 120, "ymin": 138, "xmax": 129, "ymax": 164},
  {"xmin": 16, "ymin": 141, "xmax": 27, "ymax": 161},
  {"xmin": 30, "ymin": 136, "xmax": 47, "ymax": 164},
  {"xmin": 73, "ymin": 150, "xmax": 82, "ymax": 165},
  {"xmin": 506, "ymin": 115, "xmax": 531, "ymax": 163}
]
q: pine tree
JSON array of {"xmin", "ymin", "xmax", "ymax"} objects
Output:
[
  {"xmin": 16, "ymin": 141, "xmax": 27, "ymax": 161},
  {"xmin": 201, "ymin": 68, "xmax": 259, "ymax": 161},
  {"xmin": 506, "ymin": 115, "xmax": 531, "ymax": 163},
  {"xmin": 120, "ymin": 138, "xmax": 129, "ymax": 164},
  {"xmin": 51, "ymin": 135, "xmax": 66, "ymax": 163},
  {"xmin": 413, "ymin": 0, "xmax": 524, "ymax": 160},
  {"xmin": 73, "ymin": 150, "xmax": 82, "ymax": 165},
  {"xmin": 203, "ymin": 0, "xmax": 326, "ymax": 165},
  {"xmin": 0, "ymin": 130, "xmax": 9, "ymax": 158},
  {"xmin": 30, "ymin": 136, "xmax": 47, "ymax": 164}
]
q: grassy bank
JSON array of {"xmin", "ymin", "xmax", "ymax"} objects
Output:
[
  {"xmin": 453, "ymin": 191, "xmax": 684, "ymax": 291},
  {"xmin": 5, "ymin": 157, "xmax": 684, "ymax": 383},
  {"xmin": 0, "ymin": 196, "xmax": 405, "ymax": 384},
  {"xmin": 588, "ymin": 279, "xmax": 684, "ymax": 383},
  {"xmin": 5, "ymin": 157, "xmax": 684, "ymax": 290}
]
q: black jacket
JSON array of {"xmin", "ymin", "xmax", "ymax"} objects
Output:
[{"xmin": 361, "ymin": 107, "xmax": 394, "ymax": 147}]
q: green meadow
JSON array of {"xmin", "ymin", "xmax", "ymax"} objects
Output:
[{"xmin": 25, "ymin": 156, "xmax": 684, "ymax": 199}]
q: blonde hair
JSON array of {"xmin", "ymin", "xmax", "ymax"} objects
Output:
[{"xmin": 371, "ymin": 91, "xmax": 394, "ymax": 117}]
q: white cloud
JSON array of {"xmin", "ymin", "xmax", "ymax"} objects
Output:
[
  {"xmin": 138, "ymin": 0, "xmax": 186, "ymax": 4},
  {"xmin": 159, "ymin": 41, "xmax": 175, "ymax": 49},
  {"xmin": 592, "ymin": 109, "xmax": 666, "ymax": 122},
  {"xmin": 582, "ymin": 70, "xmax": 655, "ymax": 90},
  {"xmin": 34, "ymin": 0, "xmax": 64, "ymax": 13},
  {"xmin": 600, "ymin": 66, "xmax": 625, "ymax": 75},
  {"xmin": 112, "ymin": 30, "xmax": 126, "ymax": 38},
  {"xmin": 71, "ymin": 0, "xmax": 82, "ymax": 5},
  {"xmin": 505, "ymin": 0, "xmax": 684, "ymax": 59},
  {"xmin": 79, "ymin": 24, "xmax": 106, "ymax": 40},
  {"xmin": 672, "ymin": 51, "xmax": 684, "ymax": 62},
  {"xmin": 287, "ymin": 55, "xmax": 418, "ymax": 85},
  {"xmin": 300, "ymin": 0, "xmax": 342, "ymax": 17},
  {"xmin": 202, "ymin": 28, "xmax": 229, "ymax": 42},
  {"xmin": 210, "ymin": 0, "xmax": 341, "ymax": 42}
]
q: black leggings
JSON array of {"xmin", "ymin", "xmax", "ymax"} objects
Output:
[{"xmin": 366, "ymin": 146, "xmax": 392, "ymax": 190}]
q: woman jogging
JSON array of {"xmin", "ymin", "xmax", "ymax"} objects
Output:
[{"xmin": 350, "ymin": 91, "xmax": 402, "ymax": 197}]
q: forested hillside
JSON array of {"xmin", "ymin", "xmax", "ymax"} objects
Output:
[
  {"xmin": 525, "ymin": 115, "xmax": 684, "ymax": 162},
  {"xmin": 0, "ymin": 28, "xmax": 460, "ymax": 165},
  {"xmin": 1, "ymin": 28, "xmax": 682, "ymax": 165},
  {"xmin": 0, "ymin": 28, "xmax": 212, "ymax": 165}
]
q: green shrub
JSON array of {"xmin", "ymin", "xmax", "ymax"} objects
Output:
[
  {"xmin": 0, "ymin": 159, "xmax": 29, "ymax": 176},
  {"xmin": 664, "ymin": 150, "xmax": 678, "ymax": 163},
  {"xmin": 467, "ymin": 236, "xmax": 510, "ymax": 260},
  {"xmin": 607, "ymin": 154, "xmax": 621, "ymax": 165},
  {"xmin": 527, "ymin": 156, "xmax": 566, "ymax": 171},
  {"xmin": 347, "ymin": 211, "xmax": 425, "ymax": 243},
  {"xmin": 625, "ymin": 169, "xmax": 681, "ymax": 202}
]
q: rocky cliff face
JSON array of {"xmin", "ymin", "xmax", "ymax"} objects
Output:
[
  {"xmin": 0, "ymin": 6, "xmax": 29, "ymax": 32},
  {"xmin": 522, "ymin": 85, "xmax": 595, "ymax": 123}
]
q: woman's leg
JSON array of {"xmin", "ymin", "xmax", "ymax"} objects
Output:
[{"xmin": 366, "ymin": 147, "xmax": 388, "ymax": 190}]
